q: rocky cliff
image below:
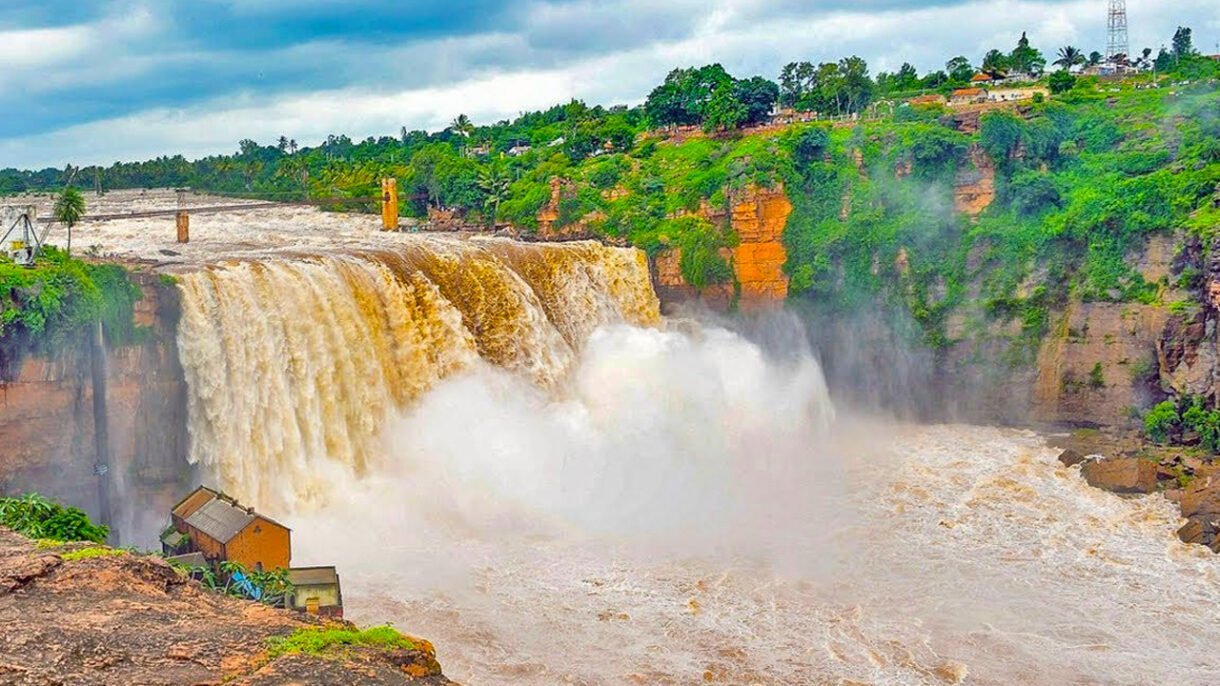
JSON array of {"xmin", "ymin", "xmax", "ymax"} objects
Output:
[
  {"xmin": 0, "ymin": 267, "xmax": 190, "ymax": 545},
  {"xmin": 0, "ymin": 527, "xmax": 450, "ymax": 685},
  {"xmin": 651, "ymin": 184, "xmax": 791, "ymax": 310}
]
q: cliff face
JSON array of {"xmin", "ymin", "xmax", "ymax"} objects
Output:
[
  {"xmin": 651, "ymin": 184, "xmax": 791, "ymax": 309},
  {"xmin": 0, "ymin": 269, "xmax": 190, "ymax": 543}
]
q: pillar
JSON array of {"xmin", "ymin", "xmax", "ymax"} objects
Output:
[
  {"xmin": 176, "ymin": 211, "xmax": 190, "ymax": 243},
  {"xmin": 381, "ymin": 178, "xmax": 399, "ymax": 231}
]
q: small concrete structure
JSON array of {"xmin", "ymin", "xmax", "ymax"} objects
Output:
[{"xmin": 287, "ymin": 566, "xmax": 344, "ymax": 617}]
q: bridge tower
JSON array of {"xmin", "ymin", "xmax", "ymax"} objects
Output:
[{"xmin": 1106, "ymin": 0, "xmax": 1129, "ymax": 62}]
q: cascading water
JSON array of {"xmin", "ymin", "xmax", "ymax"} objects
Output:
[
  {"xmin": 174, "ymin": 236, "xmax": 661, "ymax": 510},
  {"xmin": 173, "ymin": 233, "xmax": 1220, "ymax": 685}
]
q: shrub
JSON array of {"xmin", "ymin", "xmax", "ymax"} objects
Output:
[
  {"xmin": 0, "ymin": 493, "xmax": 109, "ymax": 543},
  {"xmin": 1088, "ymin": 362, "xmax": 1105, "ymax": 389},
  {"xmin": 1143, "ymin": 400, "xmax": 1179, "ymax": 444}
]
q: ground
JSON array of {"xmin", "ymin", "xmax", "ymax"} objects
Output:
[{"xmin": 0, "ymin": 527, "xmax": 451, "ymax": 685}]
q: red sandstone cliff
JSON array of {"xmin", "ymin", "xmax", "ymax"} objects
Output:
[
  {"xmin": 651, "ymin": 185, "xmax": 792, "ymax": 310},
  {"xmin": 0, "ymin": 268, "xmax": 189, "ymax": 543}
]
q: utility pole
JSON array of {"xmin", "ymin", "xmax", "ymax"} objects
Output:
[{"xmin": 1106, "ymin": 0, "xmax": 1129, "ymax": 63}]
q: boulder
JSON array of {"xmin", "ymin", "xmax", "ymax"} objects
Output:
[
  {"xmin": 1080, "ymin": 457, "xmax": 1159, "ymax": 494},
  {"xmin": 1180, "ymin": 477, "xmax": 1220, "ymax": 519},
  {"xmin": 1057, "ymin": 448, "xmax": 1086, "ymax": 467}
]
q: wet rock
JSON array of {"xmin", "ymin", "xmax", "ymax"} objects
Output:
[
  {"xmin": 1080, "ymin": 457, "xmax": 1159, "ymax": 494},
  {"xmin": 1057, "ymin": 448, "xmax": 1086, "ymax": 467},
  {"xmin": 1180, "ymin": 477, "xmax": 1220, "ymax": 519}
]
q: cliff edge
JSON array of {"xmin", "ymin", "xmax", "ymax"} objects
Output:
[{"xmin": 0, "ymin": 527, "xmax": 451, "ymax": 685}]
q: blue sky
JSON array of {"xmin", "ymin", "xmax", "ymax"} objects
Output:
[{"xmin": 1, "ymin": 0, "xmax": 1215, "ymax": 169}]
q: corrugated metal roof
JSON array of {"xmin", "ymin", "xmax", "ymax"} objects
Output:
[
  {"xmin": 288, "ymin": 566, "xmax": 339, "ymax": 587},
  {"xmin": 184, "ymin": 498, "xmax": 254, "ymax": 544}
]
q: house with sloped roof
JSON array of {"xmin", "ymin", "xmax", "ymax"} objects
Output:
[{"xmin": 164, "ymin": 486, "xmax": 291, "ymax": 572}]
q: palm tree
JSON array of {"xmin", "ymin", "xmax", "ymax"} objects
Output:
[
  {"xmin": 477, "ymin": 163, "xmax": 511, "ymax": 228},
  {"xmin": 1054, "ymin": 46, "xmax": 1085, "ymax": 71},
  {"xmin": 53, "ymin": 187, "xmax": 85, "ymax": 257},
  {"xmin": 450, "ymin": 114, "xmax": 474, "ymax": 137}
]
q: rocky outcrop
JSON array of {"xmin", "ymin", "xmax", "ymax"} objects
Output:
[
  {"xmin": 0, "ymin": 268, "xmax": 190, "ymax": 545},
  {"xmin": 1080, "ymin": 456, "xmax": 1159, "ymax": 494},
  {"xmin": 0, "ymin": 527, "xmax": 450, "ymax": 685},
  {"xmin": 651, "ymin": 184, "xmax": 792, "ymax": 310},
  {"xmin": 952, "ymin": 144, "xmax": 995, "ymax": 217},
  {"xmin": 1032, "ymin": 301, "xmax": 1169, "ymax": 427},
  {"xmin": 729, "ymin": 185, "xmax": 791, "ymax": 305}
]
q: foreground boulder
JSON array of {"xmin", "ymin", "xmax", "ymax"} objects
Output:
[
  {"xmin": 1080, "ymin": 457, "xmax": 1159, "ymax": 494},
  {"xmin": 0, "ymin": 527, "xmax": 451, "ymax": 685}
]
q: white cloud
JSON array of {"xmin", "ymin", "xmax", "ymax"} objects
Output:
[{"xmin": 2, "ymin": 0, "xmax": 1217, "ymax": 168}]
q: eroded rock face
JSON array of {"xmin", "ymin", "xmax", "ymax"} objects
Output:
[
  {"xmin": 0, "ymin": 269, "xmax": 190, "ymax": 544},
  {"xmin": 0, "ymin": 527, "xmax": 450, "ymax": 685},
  {"xmin": 651, "ymin": 184, "xmax": 792, "ymax": 309},
  {"xmin": 953, "ymin": 145, "xmax": 995, "ymax": 217}
]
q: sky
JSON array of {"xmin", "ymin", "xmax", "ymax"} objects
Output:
[{"xmin": 0, "ymin": 0, "xmax": 1216, "ymax": 169}]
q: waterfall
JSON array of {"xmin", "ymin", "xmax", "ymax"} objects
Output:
[{"xmin": 174, "ymin": 237, "xmax": 660, "ymax": 510}]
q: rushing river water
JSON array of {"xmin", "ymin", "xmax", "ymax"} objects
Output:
[{"xmin": 170, "ymin": 231, "xmax": 1220, "ymax": 685}]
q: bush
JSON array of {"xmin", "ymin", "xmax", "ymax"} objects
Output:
[
  {"xmin": 0, "ymin": 493, "xmax": 109, "ymax": 543},
  {"xmin": 1143, "ymin": 400, "xmax": 1179, "ymax": 444}
]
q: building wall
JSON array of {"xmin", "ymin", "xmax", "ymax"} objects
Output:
[
  {"xmin": 225, "ymin": 518, "xmax": 291, "ymax": 571},
  {"xmin": 190, "ymin": 530, "xmax": 224, "ymax": 561},
  {"xmin": 292, "ymin": 583, "xmax": 341, "ymax": 610}
]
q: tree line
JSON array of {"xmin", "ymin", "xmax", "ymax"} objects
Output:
[{"xmin": 0, "ymin": 26, "xmax": 1212, "ymax": 225}]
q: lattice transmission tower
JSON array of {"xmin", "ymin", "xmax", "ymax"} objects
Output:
[{"xmin": 1106, "ymin": 0, "xmax": 1130, "ymax": 62}]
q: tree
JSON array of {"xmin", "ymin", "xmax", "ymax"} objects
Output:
[
  {"xmin": 53, "ymin": 187, "xmax": 85, "ymax": 257},
  {"xmin": 1048, "ymin": 69, "xmax": 1076, "ymax": 94},
  {"xmin": 921, "ymin": 70, "xmax": 949, "ymax": 88},
  {"xmin": 1154, "ymin": 48, "xmax": 1174, "ymax": 72},
  {"xmin": 733, "ymin": 76, "xmax": 779, "ymax": 125},
  {"xmin": 702, "ymin": 84, "xmax": 748, "ymax": 132},
  {"xmin": 838, "ymin": 56, "xmax": 874, "ymax": 114},
  {"xmin": 1172, "ymin": 26, "xmax": 1195, "ymax": 60},
  {"xmin": 946, "ymin": 56, "xmax": 974, "ymax": 83},
  {"xmin": 982, "ymin": 49, "xmax": 1010, "ymax": 78},
  {"xmin": 778, "ymin": 61, "xmax": 816, "ymax": 107},
  {"xmin": 1087, "ymin": 51, "xmax": 1103, "ymax": 66},
  {"xmin": 1009, "ymin": 32, "xmax": 1046, "ymax": 74},
  {"xmin": 1053, "ymin": 46, "xmax": 1085, "ymax": 71},
  {"xmin": 450, "ymin": 114, "xmax": 474, "ymax": 137},
  {"xmin": 644, "ymin": 64, "xmax": 733, "ymax": 127},
  {"xmin": 477, "ymin": 162, "xmax": 511, "ymax": 226}
]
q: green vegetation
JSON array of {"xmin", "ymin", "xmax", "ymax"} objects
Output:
[
  {"xmin": 0, "ymin": 493, "xmax": 109, "ymax": 543},
  {"xmin": 0, "ymin": 246, "xmax": 143, "ymax": 377},
  {"xmin": 266, "ymin": 625, "xmax": 416, "ymax": 659},
  {"xmin": 172, "ymin": 559, "xmax": 295, "ymax": 607},
  {"xmin": 1, "ymin": 26, "xmax": 1214, "ymax": 355},
  {"xmin": 52, "ymin": 187, "xmax": 85, "ymax": 256},
  {"xmin": 1144, "ymin": 396, "xmax": 1220, "ymax": 453},
  {"xmin": 61, "ymin": 546, "xmax": 126, "ymax": 561}
]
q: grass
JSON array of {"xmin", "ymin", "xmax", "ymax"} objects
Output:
[
  {"xmin": 61, "ymin": 546, "xmax": 126, "ymax": 561},
  {"xmin": 265, "ymin": 625, "xmax": 417, "ymax": 659}
]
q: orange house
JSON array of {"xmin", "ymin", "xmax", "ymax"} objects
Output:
[{"xmin": 169, "ymin": 486, "xmax": 291, "ymax": 572}]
